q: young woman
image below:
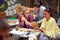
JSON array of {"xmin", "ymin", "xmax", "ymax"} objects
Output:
[
  {"xmin": 37, "ymin": 7, "xmax": 60, "ymax": 40},
  {"xmin": 17, "ymin": 7, "xmax": 34, "ymax": 29},
  {"xmin": 16, "ymin": 6, "xmax": 24, "ymax": 28},
  {"xmin": 34, "ymin": 2, "xmax": 46, "ymax": 23},
  {"xmin": 22, "ymin": 9, "xmax": 34, "ymax": 28}
]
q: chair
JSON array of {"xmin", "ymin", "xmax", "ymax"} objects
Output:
[
  {"xmin": 55, "ymin": 34, "xmax": 60, "ymax": 40},
  {"xmin": 57, "ymin": 18, "xmax": 60, "ymax": 28}
]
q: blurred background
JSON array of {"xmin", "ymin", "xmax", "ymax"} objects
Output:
[{"xmin": 0, "ymin": 0, "xmax": 59, "ymax": 20}]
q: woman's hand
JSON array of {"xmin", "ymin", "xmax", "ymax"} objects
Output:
[
  {"xmin": 40, "ymin": 27, "xmax": 45, "ymax": 32},
  {"xmin": 21, "ymin": 16, "xmax": 27, "ymax": 21},
  {"xmin": 25, "ymin": 21, "xmax": 32, "ymax": 26},
  {"xmin": 21, "ymin": 16, "xmax": 32, "ymax": 26},
  {"xmin": 33, "ymin": 27, "xmax": 45, "ymax": 32}
]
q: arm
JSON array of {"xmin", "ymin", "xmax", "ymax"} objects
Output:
[
  {"xmin": 33, "ymin": 27, "xmax": 45, "ymax": 32},
  {"xmin": 21, "ymin": 16, "xmax": 32, "ymax": 26},
  {"xmin": 52, "ymin": 19, "xmax": 60, "ymax": 33},
  {"xmin": 33, "ymin": 19, "xmax": 45, "ymax": 32}
]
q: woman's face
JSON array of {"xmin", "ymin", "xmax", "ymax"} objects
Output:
[
  {"xmin": 43, "ymin": 11, "xmax": 50, "ymax": 19},
  {"xmin": 24, "ymin": 10, "xmax": 30, "ymax": 17}
]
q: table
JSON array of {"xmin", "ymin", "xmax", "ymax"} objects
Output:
[{"xmin": 9, "ymin": 28, "xmax": 41, "ymax": 40}]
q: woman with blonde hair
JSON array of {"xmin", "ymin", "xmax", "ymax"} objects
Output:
[{"xmin": 17, "ymin": 7, "xmax": 34, "ymax": 28}]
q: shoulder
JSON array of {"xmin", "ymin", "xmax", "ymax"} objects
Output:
[
  {"xmin": 40, "ymin": 6, "xmax": 46, "ymax": 10},
  {"xmin": 43, "ymin": 17, "xmax": 56, "ymax": 22},
  {"xmin": 49, "ymin": 17, "xmax": 56, "ymax": 23},
  {"xmin": 50, "ymin": 17, "xmax": 55, "ymax": 21}
]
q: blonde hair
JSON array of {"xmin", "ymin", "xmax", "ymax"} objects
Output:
[
  {"xmin": 28, "ymin": 8, "xmax": 34, "ymax": 15},
  {"xmin": 16, "ymin": 6, "xmax": 25, "ymax": 12},
  {"xmin": 23, "ymin": 7, "xmax": 30, "ymax": 15}
]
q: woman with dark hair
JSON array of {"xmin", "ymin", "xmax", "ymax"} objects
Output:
[
  {"xmin": 0, "ymin": 19, "xmax": 10, "ymax": 40},
  {"xmin": 39, "ymin": 7, "xmax": 60, "ymax": 40},
  {"xmin": 34, "ymin": 2, "xmax": 46, "ymax": 24},
  {"xmin": 34, "ymin": 7, "xmax": 60, "ymax": 40}
]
